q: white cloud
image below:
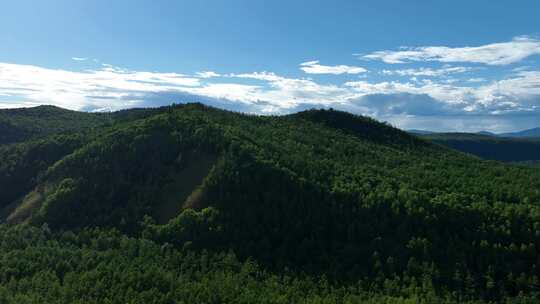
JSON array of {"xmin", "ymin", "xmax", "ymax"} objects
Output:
[
  {"xmin": 443, "ymin": 78, "xmax": 460, "ymax": 84},
  {"xmin": 184, "ymin": 83, "xmax": 261, "ymax": 105},
  {"xmin": 362, "ymin": 36, "xmax": 540, "ymax": 65},
  {"xmin": 231, "ymin": 71, "xmax": 352, "ymax": 108},
  {"xmin": 0, "ymin": 62, "xmax": 201, "ymax": 110},
  {"xmin": 381, "ymin": 66, "xmax": 472, "ymax": 77},
  {"xmin": 72, "ymin": 57, "xmax": 88, "ymax": 61},
  {"xmin": 512, "ymin": 66, "xmax": 532, "ymax": 72},
  {"xmin": 300, "ymin": 60, "xmax": 367, "ymax": 74},
  {"xmin": 233, "ymin": 71, "xmax": 284, "ymax": 82},
  {"xmin": 0, "ymin": 63, "xmax": 350, "ymax": 112},
  {"xmin": 196, "ymin": 71, "xmax": 221, "ymax": 78},
  {"xmin": 1, "ymin": 61, "xmax": 539, "ymax": 132},
  {"xmin": 484, "ymin": 71, "xmax": 540, "ymax": 102},
  {"xmin": 345, "ymin": 70, "xmax": 540, "ymax": 115},
  {"xmin": 468, "ymin": 78, "xmax": 486, "ymax": 83}
]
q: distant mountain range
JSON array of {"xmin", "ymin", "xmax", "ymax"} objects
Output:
[
  {"xmin": 406, "ymin": 129, "xmax": 436, "ymax": 135},
  {"xmin": 499, "ymin": 127, "xmax": 540, "ymax": 138},
  {"xmin": 408, "ymin": 127, "xmax": 540, "ymax": 138},
  {"xmin": 408, "ymin": 128, "xmax": 540, "ymax": 163}
]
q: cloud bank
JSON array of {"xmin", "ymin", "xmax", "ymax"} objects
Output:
[
  {"xmin": 363, "ymin": 36, "xmax": 540, "ymax": 65},
  {"xmin": 381, "ymin": 66, "xmax": 473, "ymax": 77},
  {"xmin": 1, "ymin": 35, "xmax": 540, "ymax": 132},
  {"xmin": 300, "ymin": 61, "xmax": 367, "ymax": 74}
]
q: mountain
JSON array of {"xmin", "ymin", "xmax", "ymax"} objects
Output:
[
  {"xmin": 419, "ymin": 132, "xmax": 540, "ymax": 162},
  {"xmin": 409, "ymin": 127, "xmax": 540, "ymax": 138},
  {"xmin": 1, "ymin": 103, "xmax": 540, "ymax": 303},
  {"xmin": 499, "ymin": 127, "xmax": 540, "ymax": 138},
  {"xmin": 406, "ymin": 129, "xmax": 435, "ymax": 135},
  {"xmin": 0, "ymin": 105, "xmax": 110, "ymax": 145},
  {"xmin": 476, "ymin": 130, "xmax": 496, "ymax": 136}
]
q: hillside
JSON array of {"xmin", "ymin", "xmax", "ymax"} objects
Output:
[
  {"xmin": 500, "ymin": 127, "xmax": 540, "ymax": 138},
  {"xmin": 0, "ymin": 105, "xmax": 111, "ymax": 145},
  {"xmin": 1, "ymin": 104, "xmax": 540, "ymax": 303},
  {"xmin": 419, "ymin": 133, "xmax": 540, "ymax": 162}
]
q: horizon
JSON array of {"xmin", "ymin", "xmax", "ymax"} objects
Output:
[
  {"xmin": 1, "ymin": 1, "xmax": 540, "ymax": 132},
  {"xmin": 5, "ymin": 102, "xmax": 540, "ymax": 135}
]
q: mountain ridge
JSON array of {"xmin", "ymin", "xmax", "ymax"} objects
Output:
[
  {"xmin": 499, "ymin": 127, "xmax": 540, "ymax": 138},
  {"xmin": 1, "ymin": 103, "xmax": 540, "ymax": 302},
  {"xmin": 0, "ymin": 105, "xmax": 110, "ymax": 145},
  {"xmin": 408, "ymin": 127, "xmax": 540, "ymax": 138},
  {"xmin": 416, "ymin": 132, "xmax": 540, "ymax": 162}
]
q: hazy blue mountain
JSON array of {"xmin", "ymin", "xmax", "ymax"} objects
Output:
[
  {"xmin": 406, "ymin": 129, "xmax": 435, "ymax": 135},
  {"xmin": 476, "ymin": 131, "xmax": 496, "ymax": 136},
  {"xmin": 499, "ymin": 127, "xmax": 540, "ymax": 138},
  {"xmin": 419, "ymin": 132, "xmax": 540, "ymax": 162}
]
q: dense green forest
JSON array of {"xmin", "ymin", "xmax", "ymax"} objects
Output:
[
  {"xmin": 419, "ymin": 133, "xmax": 540, "ymax": 163},
  {"xmin": 1, "ymin": 103, "xmax": 540, "ymax": 303},
  {"xmin": 0, "ymin": 105, "xmax": 111, "ymax": 145}
]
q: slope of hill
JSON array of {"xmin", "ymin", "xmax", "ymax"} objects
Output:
[
  {"xmin": 407, "ymin": 129, "xmax": 435, "ymax": 135},
  {"xmin": 409, "ymin": 127, "xmax": 540, "ymax": 139},
  {"xmin": 419, "ymin": 133, "xmax": 540, "ymax": 162},
  {"xmin": 1, "ymin": 104, "xmax": 540, "ymax": 302},
  {"xmin": 500, "ymin": 127, "xmax": 540, "ymax": 138},
  {"xmin": 0, "ymin": 105, "xmax": 110, "ymax": 145}
]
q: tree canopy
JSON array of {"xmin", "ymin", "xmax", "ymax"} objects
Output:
[{"xmin": 1, "ymin": 103, "xmax": 540, "ymax": 303}]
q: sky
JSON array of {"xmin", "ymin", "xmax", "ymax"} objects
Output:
[{"xmin": 1, "ymin": 0, "xmax": 540, "ymax": 132}]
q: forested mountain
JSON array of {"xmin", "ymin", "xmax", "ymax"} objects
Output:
[
  {"xmin": 0, "ymin": 105, "xmax": 109, "ymax": 145},
  {"xmin": 419, "ymin": 133, "xmax": 540, "ymax": 162},
  {"xmin": 1, "ymin": 103, "xmax": 540, "ymax": 303}
]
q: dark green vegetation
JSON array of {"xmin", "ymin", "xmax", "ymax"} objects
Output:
[
  {"xmin": 1, "ymin": 103, "xmax": 540, "ymax": 303},
  {"xmin": 0, "ymin": 105, "xmax": 110, "ymax": 145},
  {"xmin": 419, "ymin": 133, "xmax": 540, "ymax": 163}
]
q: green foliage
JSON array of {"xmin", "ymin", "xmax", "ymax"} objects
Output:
[
  {"xmin": 0, "ymin": 134, "xmax": 88, "ymax": 209},
  {"xmin": 34, "ymin": 107, "xmax": 224, "ymax": 230},
  {"xmin": 144, "ymin": 207, "xmax": 222, "ymax": 249},
  {"xmin": 1, "ymin": 103, "xmax": 540, "ymax": 302},
  {"xmin": 3, "ymin": 224, "xmax": 535, "ymax": 303},
  {"xmin": 0, "ymin": 105, "xmax": 109, "ymax": 145}
]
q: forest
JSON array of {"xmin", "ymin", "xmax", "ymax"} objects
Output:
[
  {"xmin": 419, "ymin": 133, "xmax": 540, "ymax": 163},
  {"xmin": 1, "ymin": 103, "xmax": 539, "ymax": 303}
]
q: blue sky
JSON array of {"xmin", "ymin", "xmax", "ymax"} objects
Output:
[{"xmin": 1, "ymin": 0, "xmax": 540, "ymax": 132}]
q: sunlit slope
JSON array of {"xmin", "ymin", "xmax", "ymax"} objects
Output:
[{"xmin": 1, "ymin": 104, "xmax": 540, "ymax": 300}]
